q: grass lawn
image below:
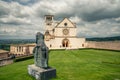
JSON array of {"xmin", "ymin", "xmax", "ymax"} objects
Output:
[{"xmin": 0, "ymin": 49, "xmax": 120, "ymax": 80}]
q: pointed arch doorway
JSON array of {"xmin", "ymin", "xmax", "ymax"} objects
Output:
[{"xmin": 62, "ymin": 38, "xmax": 69, "ymax": 47}]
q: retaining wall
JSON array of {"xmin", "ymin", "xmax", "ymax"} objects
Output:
[
  {"xmin": 86, "ymin": 41, "xmax": 120, "ymax": 50},
  {"xmin": 0, "ymin": 58, "xmax": 13, "ymax": 66}
]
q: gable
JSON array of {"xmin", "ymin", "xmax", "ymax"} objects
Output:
[{"xmin": 56, "ymin": 18, "xmax": 76, "ymax": 28}]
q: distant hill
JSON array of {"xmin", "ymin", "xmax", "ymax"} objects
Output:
[
  {"xmin": 0, "ymin": 39, "xmax": 36, "ymax": 50},
  {"xmin": 86, "ymin": 36, "xmax": 120, "ymax": 41},
  {"xmin": 0, "ymin": 39, "xmax": 35, "ymax": 44},
  {"xmin": 0, "ymin": 36, "xmax": 120, "ymax": 44}
]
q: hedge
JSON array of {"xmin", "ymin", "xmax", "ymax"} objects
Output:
[{"xmin": 14, "ymin": 55, "xmax": 34, "ymax": 62}]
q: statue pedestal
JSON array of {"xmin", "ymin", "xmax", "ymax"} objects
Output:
[{"xmin": 28, "ymin": 64, "xmax": 56, "ymax": 80}]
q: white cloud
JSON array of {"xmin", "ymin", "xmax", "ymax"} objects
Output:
[
  {"xmin": 0, "ymin": 15, "xmax": 31, "ymax": 24},
  {"xmin": 70, "ymin": 16, "xmax": 82, "ymax": 23},
  {"xmin": 0, "ymin": 0, "xmax": 120, "ymax": 39}
]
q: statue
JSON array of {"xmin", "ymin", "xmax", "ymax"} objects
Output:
[
  {"xmin": 28, "ymin": 32, "xmax": 56, "ymax": 80},
  {"xmin": 33, "ymin": 32, "xmax": 49, "ymax": 68}
]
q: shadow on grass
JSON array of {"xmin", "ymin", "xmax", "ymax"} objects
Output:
[
  {"xmin": 79, "ymin": 48, "xmax": 120, "ymax": 52},
  {"xmin": 102, "ymin": 61, "xmax": 120, "ymax": 65},
  {"xmin": 102, "ymin": 74, "xmax": 120, "ymax": 80}
]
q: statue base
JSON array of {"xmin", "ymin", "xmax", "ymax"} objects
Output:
[{"xmin": 28, "ymin": 64, "xmax": 56, "ymax": 80}]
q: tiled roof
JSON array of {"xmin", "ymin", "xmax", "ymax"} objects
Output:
[
  {"xmin": 0, "ymin": 49, "xmax": 9, "ymax": 54},
  {"xmin": 11, "ymin": 43, "xmax": 36, "ymax": 46}
]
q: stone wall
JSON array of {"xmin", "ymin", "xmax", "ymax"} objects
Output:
[
  {"xmin": 85, "ymin": 41, "xmax": 120, "ymax": 50},
  {"xmin": 0, "ymin": 58, "xmax": 13, "ymax": 66},
  {"xmin": 0, "ymin": 52, "xmax": 8, "ymax": 59}
]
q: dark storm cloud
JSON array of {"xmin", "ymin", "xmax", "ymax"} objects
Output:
[
  {"xmin": 0, "ymin": 2, "xmax": 10, "ymax": 17},
  {"xmin": 80, "ymin": 7, "xmax": 120, "ymax": 22},
  {"xmin": 0, "ymin": 8, "xmax": 9, "ymax": 17},
  {"xmin": 1, "ymin": 0, "xmax": 39, "ymax": 5},
  {"xmin": 52, "ymin": 0, "xmax": 120, "ymax": 22}
]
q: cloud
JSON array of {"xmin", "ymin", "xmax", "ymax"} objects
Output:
[
  {"xmin": 0, "ymin": 0, "xmax": 120, "ymax": 39},
  {"xmin": 1, "ymin": 0, "xmax": 39, "ymax": 5},
  {"xmin": 77, "ymin": 18, "xmax": 120, "ymax": 37},
  {"xmin": 0, "ymin": 1, "xmax": 10, "ymax": 17},
  {"xmin": 0, "ymin": 15, "xmax": 32, "ymax": 25}
]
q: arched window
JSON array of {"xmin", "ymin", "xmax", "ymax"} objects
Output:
[
  {"xmin": 62, "ymin": 38, "xmax": 69, "ymax": 47},
  {"xmin": 82, "ymin": 44, "xmax": 84, "ymax": 47},
  {"xmin": 19, "ymin": 46, "xmax": 21, "ymax": 52},
  {"xmin": 50, "ymin": 44, "xmax": 52, "ymax": 47},
  {"xmin": 17, "ymin": 46, "xmax": 18, "ymax": 52}
]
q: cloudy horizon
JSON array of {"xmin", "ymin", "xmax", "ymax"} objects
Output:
[{"xmin": 0, "ymin": 0, "xmax": 120, "ymax": 39}]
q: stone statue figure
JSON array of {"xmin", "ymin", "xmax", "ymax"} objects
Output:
[
  {"xmin": 28, "ymin": 32, "xmax": 56, "ymax": 80},
  {"xmin": 33, "ymin": 32, "xmax": 49, "ymax": 68}
]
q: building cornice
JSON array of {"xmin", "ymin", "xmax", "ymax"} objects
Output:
[
  {"xmin": 55, "ymin": 27, "xmax": 76, "ymax": 28},
  {"xmin": 55, "ymin": 36, "xmax": 77, "ymax": 38}
]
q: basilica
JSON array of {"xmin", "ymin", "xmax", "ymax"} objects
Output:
[
  {"xmin": 44, "ymin": 15, "xmax": 85, "ymax": 49},
  {"xmin": 10, "ymin": 15, "xmax": 86, "ymax": 56}
]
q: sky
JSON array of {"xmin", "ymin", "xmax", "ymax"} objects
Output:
[{"xmin": 0, "ymin": 0, "xmax": 120, "ymax": 39}]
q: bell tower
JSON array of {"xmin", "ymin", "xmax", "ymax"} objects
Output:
[
  {"xmin": 45, "ymin": 15, "xmax": 54, "ymax": 31},
  {"xmin": 44, "ymin": 15, "xmax": 54, "ymax": 41}
]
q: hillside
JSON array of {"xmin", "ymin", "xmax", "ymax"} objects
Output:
[
  {"xmin": 0, "ymin": 49, "xmax": 120, "ymax": 80},
  {"xmin": 0, "ymin": 39, "xmax": 35, "ymax": 44}
]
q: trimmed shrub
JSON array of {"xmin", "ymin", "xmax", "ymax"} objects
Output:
[{"xmin": 14, "ymin": 55, "xmax": 33, "ymax": 62}]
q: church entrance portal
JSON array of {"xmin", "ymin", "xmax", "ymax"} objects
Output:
[{"xmin": 62, "ymin": 38, "xmax": 69, "ymax": 47}]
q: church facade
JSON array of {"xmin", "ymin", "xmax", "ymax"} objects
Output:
[
  {"xmin": 9, "ymin": 15, "xmax": 86, "ymax": 56},
  {"xmin": 44, "ymin": 15, "xmax": 85, "ymax": 49}
]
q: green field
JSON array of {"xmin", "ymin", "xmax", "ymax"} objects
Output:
[{"xmin": 0, "ymin": 49, "xmax": 120, "ymax": 80}]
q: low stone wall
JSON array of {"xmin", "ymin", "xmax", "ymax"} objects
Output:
[
  {"xmin": 0, "ymin": 58, "xmax": 13, "ymax": 66},
  {"xmin": 86, "ymin": 41, "xmax": 120, "ymax": 50}
]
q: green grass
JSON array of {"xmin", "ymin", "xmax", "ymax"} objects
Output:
[{"xmin": 0, "ymin": 49, "xmax": 120, "ymax": 80}]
